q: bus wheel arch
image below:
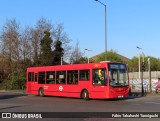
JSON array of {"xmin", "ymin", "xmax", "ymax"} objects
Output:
[
  {"xmin": 39, "ymin": 87, "xmax": 45, "ymax": 97},
  {"xmin": 81, "ymin": 89, "xmax": 89, "ymax": 100}
]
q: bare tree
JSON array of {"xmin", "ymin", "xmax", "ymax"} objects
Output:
[
  {"xmin": 54, "ymin": 24, "xmax": 72, "ymax": 62},
  {"xmin": 0, "ymin": 19, "xmax": 21, "ymax": 81},
  {"xmin": 20, "ymin": 26, "xmax": 33, "ymax": 64},
  {"xmin": 31, "ymin": 28, "xmax": 39, "ymax": 65},
  {"xmin": 1, "ymin": 19, "xmax": 21, "ymax": 61},
  {"xmin": 70, "ymin": 41, "xmax": 84, "ymax": 64},
  {"xmin": 32, "ymin": 17, "xmax": 53, "ymax": 65}
]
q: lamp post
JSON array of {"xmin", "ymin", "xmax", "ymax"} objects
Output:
[
  {"xmin": 141, "ymin": 52, "xmax": 145, "ymax": 96},
  {"xmin": 137, "ymin": 46, "xmax": 141, "ymax": 79},
  {"xmin": 95, "ymin": 0, "xmax": 107, "ymax": 61},
  {"xmin": 137, "ymin": 46, "xmax": 145, "ymax": 96},
  {"xmin": 85, "ymin": 49, "xmax": 92, "ymax": 63},
  {"xmin": 148, "ymin": 58, "xmax": 152, "ymax": 93}
]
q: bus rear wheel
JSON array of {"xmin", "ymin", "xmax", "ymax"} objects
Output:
[
  {"xmin": 82, "ymin": 90, "xmax": 89, "ymax": 100},
  {"xmin": 39, "ymin": 88, "xmax": 44, "ymax": 97}
]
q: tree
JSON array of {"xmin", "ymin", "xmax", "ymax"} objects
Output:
[
  {"xmin": 20, "ymin": 26, "xmax": 33, "ymax": 67},
  {"xmin": 92, "ymin": 50, "xmax": 123, "ymax": 63},
  {"xmin": 0, "ymin": 17, "xmax": 74, "ymax": 89},
  {"xmin": 0, "ymin": 19, "xmax": 26, "ymax": 89},
  {"xmin": 70, "ymin": 41, "xmax": 84, "ymax": 64},
  {"xmin": 76, "ymin": 57, "xmax": 88, "ymax": 64},
  {"xmin": 1, "ymin": 19, "xmax": 21, "ymax": 80},
  {"xmin": 31, "ymin": 29, "xmax": 40, "ymax": 66},
  {"xmin": 1, "ymin": 19, "xmax": 21, "ymax": 61},
  {"xmin": 128, "ymin": 56, "xmax": 160, "ymax": 72},
  {"xmin": 157, "ymin": 59, "xmax": 160, "ymax": 71},
  {"xmin": 32, "ymin": 17, "xmax": 53, "ymax": 66},
  {"xmin": 54, "ymin": 24, "xmax": 72, "ymax": 62},
  {"xmin": 147, "ymin": 56, "xmax": 160, "ymax": 71},
  {"xmin": 128, "ymin": 56, "xmax": 139, "ymax": 72},
  {"xmin": 52, "ymin": 38, "xmax": 64, "ymax": 65},
  {"xmin": 40, "ymin": 31, "xmax": 53, "ymax": 65},
  {"xmin": 0, "ymin": 54, "xmax": 9, "ymax": 83}
]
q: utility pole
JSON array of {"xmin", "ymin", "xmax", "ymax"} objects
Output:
[
  {"xmin": 141, "ymin": 52, "xmax": 145, "ymax": 96},
  {"xmin": 148, "ymin": 58, "xmax": 152, "ymax": 93},
  {"xmin": 137, "ymin": 46, "xmax": 141, "ymax": 79},
  {"xmin": 95, "ymin": 0, "xmax": 107, "ymax": 61},
  {"xmin": 141, "ymin": 62, "xmax": 144, "ymax": 96}
]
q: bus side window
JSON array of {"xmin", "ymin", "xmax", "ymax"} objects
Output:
[
  {"xmin": 67, "ymin": 70, "xmax": 78, "ymax": 84},
  {"xmin": 35, "ymin": 73, "xmax": 37, "ymax": 82},
  {"xmin": 46, "ymin": 71, "xmax": 55, "ymax": 84},
  {"xmin": 56, "ymin": 71, "xmax": 66, "ymax": 84},
  {"xmin": 79, "ymin": 70, "xmax": 90, "ymax": 81},
  {"xmin": 28, "ymin": 72, "xmax": 34, "ymax": 82},
  {"xmin": 38, "ymin": 72, "xmax": 45, "ymax": 84},
  {"xmin": 28, "ymin": 72, "xmax": 32, "ymax": 82}
]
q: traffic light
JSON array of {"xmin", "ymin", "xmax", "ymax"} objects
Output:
[{"xmin": 142, "ymin": 62, "xmax": 145, "ymax": 71}]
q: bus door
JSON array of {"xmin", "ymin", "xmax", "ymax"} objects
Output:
[
  {"xmin": 92, "ymin": 68, "xmax": 107, "ymax": 95},
  {"xmin": 31, "ymin": 73, "xmax": 38, "ymax": 91},
  {"xmin": 27, "ymin": 72, "xmax": 34, "ymax": 92}
]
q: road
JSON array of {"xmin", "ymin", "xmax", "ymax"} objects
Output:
[{"xmin": 0, "ymin": 92, "xmax": 160, "ymax": 121}]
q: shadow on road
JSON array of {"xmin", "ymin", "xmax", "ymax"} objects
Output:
[
  {"xmin": 0, "ymin": 93, "xmax": 27, "ymax": 100},
  {"xmin": 0, "ymin": 105, "xmax": 24, "ymax": 110},
  {"xmin": 92, "ymin": 92, "xmax": 148, "ymax": 102}
]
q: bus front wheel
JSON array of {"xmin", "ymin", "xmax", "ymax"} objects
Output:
[
  {"xmin": 39, "ymin": 88, "xmax": 44, "ymax": 97},
  {"xmin": 81, "ymin": 90, "xmax": 89, "ymax": 100}
]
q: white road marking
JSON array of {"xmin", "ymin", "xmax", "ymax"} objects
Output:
[
  {"xmin": 132, "ymin": 104, "xmax": 141, "ymax": 105},
  {"xmin": 145, "ymin": 102, "xmax": 160, "ymax": 105}
]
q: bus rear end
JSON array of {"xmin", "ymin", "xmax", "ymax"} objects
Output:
[{"xmin": 108, "ymin": 63, "xmax": 130, "ymax": 99}]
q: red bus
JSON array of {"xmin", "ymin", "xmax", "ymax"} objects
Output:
[{"xmin": 26, "ymin": 61, "xmax": 130, "ymax": 100}]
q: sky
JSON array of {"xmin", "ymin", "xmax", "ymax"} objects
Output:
[{"xmin": 0, "ymin": 0, "xmax": 160, "ymax": 59}]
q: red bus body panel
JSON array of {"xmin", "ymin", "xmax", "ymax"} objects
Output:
[{"xmin": 26, "ymin": 62, "xmax": 129, "ymax": 99}]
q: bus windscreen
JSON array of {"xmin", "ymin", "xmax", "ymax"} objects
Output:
[{"xmin": 109, "ymin": 64, "xmax": 128, "ymax": 87}]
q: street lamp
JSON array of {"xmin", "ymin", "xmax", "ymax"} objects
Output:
[
  {"xmin": 137, "ymin": 46, "xmax": 141, "ymax": 79},
  {"xmin": 85, "ymin": 49, "xmax": 92, "ymax": 63},
  {"xmin": 137, "ymin": 46, "xmax": 145, "ymax": 96},
  {"xmin": 95, "ymin": 0, "xmax": 107, "ymax": 61}
]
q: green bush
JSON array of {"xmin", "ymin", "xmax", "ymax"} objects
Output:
[{"xmin": 0, "ymin": 72, "xmax": 26, "ymax": 90}]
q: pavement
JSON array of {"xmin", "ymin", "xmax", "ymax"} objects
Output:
[
  {"xmin": 130, "ymin": 91, "xmax": 160, "ymax": 97},
  {"xmin": 0, "ymin": 89, "xmax": 26, "ymax": 94}
]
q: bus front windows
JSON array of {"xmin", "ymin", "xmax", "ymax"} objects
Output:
[{"xmin": 109, "ymin": 64, "xmax": 128, "ymax": 87}]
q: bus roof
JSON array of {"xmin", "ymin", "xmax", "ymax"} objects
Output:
[{"xmin": 27, "ymin": 62, "xmax": 124, "ymax": 71}]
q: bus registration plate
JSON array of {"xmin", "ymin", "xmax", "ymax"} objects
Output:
[{"xmin": 118, "ymin": 96, "xmax": 123, "ymax": 98}]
